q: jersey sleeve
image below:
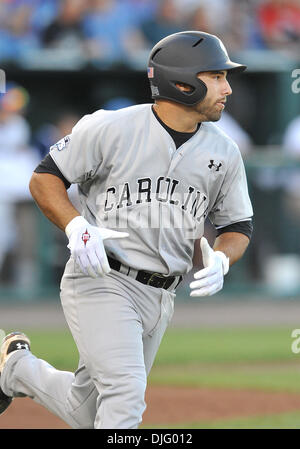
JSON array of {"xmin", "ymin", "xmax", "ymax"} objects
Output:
[
  {"xmin": 216, "ymin": 219, "xmax": 253, "ymax": 240},
  {"xmin": 34, "ymin": 153, "xmax": 71, "ymax": 189},
  {"xmin": 49, "ymin": 112, "xmax": 103, "ymax": 184},
  {"xmin": 209, "ymin": 145, "xmax": 253, "ymax": 227}
]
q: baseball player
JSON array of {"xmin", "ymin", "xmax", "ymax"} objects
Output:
[{"xmin": 0, "ymin": 31, "xmax": 253, "ymax": 429}]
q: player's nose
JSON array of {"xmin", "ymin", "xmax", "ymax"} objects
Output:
[{"xmin": 223, "ymin": 78, "xmax": 232, "ymax": 96}]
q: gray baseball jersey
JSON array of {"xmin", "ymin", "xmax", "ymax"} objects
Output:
[{"xmin": 50, "ymin": 103, "xmax": 253, "ymax": 276}]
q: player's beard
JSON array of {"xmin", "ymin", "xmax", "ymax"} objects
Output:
[{"xmin": 194, "ymin": 97, "xmax": 224, "ymax": 122}]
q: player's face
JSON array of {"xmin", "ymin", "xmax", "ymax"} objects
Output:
[{"xmin": 194, "ymin": 71, "xmax": 232, "ymax": 121}]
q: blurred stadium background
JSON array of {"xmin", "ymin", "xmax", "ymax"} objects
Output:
[{"xmin": 1, "ymin": 0, "xmax": 300, "ymax": 429}]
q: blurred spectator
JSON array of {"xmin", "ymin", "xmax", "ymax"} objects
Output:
[
  {"xmin": 0, "ymin": 84, "xmax": 30, "ymax": 156},
  {"xmin": 33, "ymin": 110, "xmax": 81, "ymax": 159},
  {"xmin": 0, "ymin": 1, "xmax": 41, "ymax": 62},
  {"xmin": 126, "ymin": 0, "xmax": 158, "ymax": 23},
  {"xmin": 282, "ymin": 115, "xmax": 300, "ymax": 155},
  {"xmin": 30, "ymin": 0, "xmax": 60, "ymax": 33},
  {"xmin": 178, "ymin": 0, "xmax": 262, "ymax": 52},
  {"xmin": 186, "ymin": 5, "xmax": 214, "ymax": 35},
  {"xmin": 103, "ymin": 96, "xmax": 135, "ymax": 110},
  {"xmin": 257, "ymin": 0, "xmax": 300, "ymax": 59},
  {"xmin": 41, "ymin": 0, "xmax": 87, "ymax": 50},
  {"xmin": 280, "ymin": 115, "xmax": 300, "ymax": 255},
  {"xmin": 282, "ymin": 115, "xmax": 300, "ymax": 217},
  {"xmin": 0, "ymin": 0, "xmax": 299, "ymax": 68},
  {"xmin": 222, "ymin": 0, "xmax": 261, "ymax": 52},
  {"xmin": 82, "ymin": 0, "xmax": 145, "ymax": 66},
  {"xmin": 180, "ymin": 0, "xmax": 232, "ymax": 34},
  {"xmin": 0, "ymin": 83, "xmax": 39, "ymax": 284},
  {"xmin": 140, "ymin": 0, "xmax": 184, "ymax": 47}
]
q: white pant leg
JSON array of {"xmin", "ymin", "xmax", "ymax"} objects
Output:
[
  {"xmin": 1, "ymin": 261, "xmax": 175, "ymax": 430},
  {"xmin": 0, "ymin": 352, "xmax": 97, "ymax": 428},
  {"xmin": 60, "ymin": 264, "xmax": 150, "ymax": 429},
  {"xmin": 143, "ymin": 289, "xmax": 175, "ymax": 376}
]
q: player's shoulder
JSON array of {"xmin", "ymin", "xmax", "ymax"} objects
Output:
[
  {"xmin": 202, "ymin": 121, "xmax": 240, "ymax": 152},
  {"xmin": 72, "ymin": 104, "xmax": 151, "ymax": 133},
  {"xmin": 201, "ymin": 121, "xmax": 242, "ymax": 165}
]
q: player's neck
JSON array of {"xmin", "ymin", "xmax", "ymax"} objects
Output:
[{"xmin": 153, "ymin": 102, "xmax": 200, "ymax": 133}]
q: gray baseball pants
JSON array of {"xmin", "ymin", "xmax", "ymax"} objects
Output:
[{"xmin": 0, "ymin": 257, "xmax": 175, "ymax": 428}]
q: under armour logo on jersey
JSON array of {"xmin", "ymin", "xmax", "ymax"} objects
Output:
[
  {"xmin": 208, "ymin": 160, "xmax": 222, "ymax": 171},
  {"xmin": 82, "ymin": 229, "xmax": 91, "ymax": 246},
  {"xmin": 16, "ymin": 342, "xmax": 29, "ymax": 350}
]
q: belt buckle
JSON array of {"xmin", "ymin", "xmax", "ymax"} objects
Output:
[{"xmin": 147, "ymin": 273, "xmax": 168, "ymax": 289}]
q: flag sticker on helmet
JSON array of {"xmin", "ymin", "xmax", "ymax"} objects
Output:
[{"xmin": 148, "ymin": 67, "xmax": 154, "ymax": 78}]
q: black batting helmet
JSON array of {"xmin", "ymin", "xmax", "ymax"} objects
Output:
[{"xmin": 147, "ymin": 31, "xmax": 247, "ymax": 106}]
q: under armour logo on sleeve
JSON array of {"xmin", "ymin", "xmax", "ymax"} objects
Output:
[{"xmin": 208, "ymin": 160, "xmax": 222, "ymax": 171}]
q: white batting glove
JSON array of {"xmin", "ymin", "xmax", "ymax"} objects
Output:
[
  {"xmin": 65, "ymin": 216, "xmax": 129, "ymax": 278},
  {"xmin": 190, "ymin": 237, "xmax": 229, "ymax": 297}
]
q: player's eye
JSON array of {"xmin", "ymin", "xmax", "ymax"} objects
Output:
[{"xmin": 211, "ymin": 72, "xmax": 225, "ymax": 80}]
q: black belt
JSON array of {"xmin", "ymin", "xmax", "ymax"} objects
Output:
[{"xmin": 108, "ymin": 256, "xmax": 182, "ymax": 290}]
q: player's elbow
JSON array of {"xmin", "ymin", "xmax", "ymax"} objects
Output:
[
  {"xmin": 29, "ymin": 172, "xmax": 48, "ymax": 202},
  {"xmin": 29, "ymin": 172, "xmax": 41, "ymax": 200},
  {"xmin": 29, "ymin": 172, "xmax": 66, "ymax": 203}
]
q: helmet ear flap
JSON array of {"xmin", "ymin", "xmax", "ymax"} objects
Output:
[
  {"xmin": 195, "ymin": 77, "xmax": 208, "ymax": 103},
  {"xmin": 170, "ymin": 79, "xmax": 207, "ymax": 102},
  {"xmin": 149, "ymin": 73, "xmax": 208, "ymax": 105}
]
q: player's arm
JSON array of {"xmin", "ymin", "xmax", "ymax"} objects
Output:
[
  {"xmin": 213, "ymin": 231, "xmax": 250, "ymax": 266},
  {"xmin": 190, "ymin": 220, "xmax": 252, "ymax": 298},
  {"xmin": 29, "ymin": 171, "xmax": 80, "ymax": 231},
  {"xmin": 30, "ymin": 154, "xmax": 128, "ymax": 278},
  {"xmin": 191, "ymin": 145, "xmax": 254, "ymax": 297},
  {"xmin": 213, "ymin": 219, "xmax": 253, "ymax": 265},
  {"xmin": 29, "ymin": 153, "xmax": 79, "ymax": 230}
]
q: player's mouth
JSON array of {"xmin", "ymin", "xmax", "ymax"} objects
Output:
[{"xmin": 216, "ymin": 99, "xmax": 226, "ymax": 109}]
